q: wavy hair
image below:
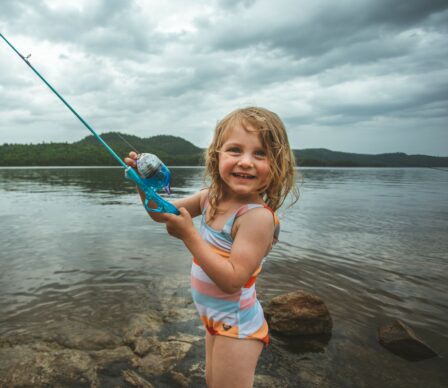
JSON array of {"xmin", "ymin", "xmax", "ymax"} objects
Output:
[{"xmin": 205, "ymin": 107, "xmax": 299, "ymax": 221}]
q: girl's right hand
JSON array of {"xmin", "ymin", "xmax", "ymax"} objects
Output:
[{"xmin": 124, "ymin": 151, "xmax": 138, "ymax": 169}]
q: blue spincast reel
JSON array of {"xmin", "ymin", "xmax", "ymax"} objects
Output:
[
  {"xmin": 125, "ymin": 153, "xmax": 179, "ymax": 215},
  {"xmin": 137, "ymin": 153, "xmax": 172, "ymax": 194}
]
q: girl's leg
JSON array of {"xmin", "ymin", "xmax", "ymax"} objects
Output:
[
  {"xmin": 205, "ymin": 331, "xmax": 216, "ymax": 387},
  {"xmin": 211, "ymin": 336, "xmax": 263, "ymax": 388}
]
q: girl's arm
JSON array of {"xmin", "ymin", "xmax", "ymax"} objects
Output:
[
  {"xmin": 163, "ymin": 207, "xmax": 275, "ymax": 294},
  {"xmin": 172, "ymin": 189, "xmax": 207, "ymax": 218}
]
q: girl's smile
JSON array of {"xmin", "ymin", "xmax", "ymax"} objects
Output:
[
  {"xmin": 218, "ymin": 123, "xmax": 270, "ymax": 198},
  {"xmin": 231, "ymin": 172, "xmax": 256, "ymax": 179}
]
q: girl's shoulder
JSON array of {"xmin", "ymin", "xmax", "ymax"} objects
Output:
[
  {"xmin": 234, "ymin": 203, "xmax": 278, "ymax": 225},
  {"xmin": 231, "ymin": 203, "xmax": 280, "ymax": 241}
]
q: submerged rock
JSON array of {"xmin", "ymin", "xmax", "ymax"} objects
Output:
[
  {"xmin": 378, "ymin": 319, "xmax": 439, "ymax": 361},
  {"xmin": 0, "ymin": 344, "xmax": 98, "ymax": 387},
  {"xmin": 122, "ymin": 369, "xmax": 155, "ymax": 387},
  {"xmin": 0, "ymin": 307, "xmax": 201, "ymax": 387},
  {"xmin": 265, "ymin": 290, "xmax": 333, "ymax": 335},
  {"xmin": 51, "ymin": 321, "xmax": 121, "ymax": 351},
  {"xmin": 132, "ymin": 336, "xmax": 195, "ymax": 376},
  {"xmin": 169, "ymin": 370, "xmax": 191, "ymax": 387},
  {"xmin": 124, "ymin": 312, "xmax": 163, "ymax": 344}
]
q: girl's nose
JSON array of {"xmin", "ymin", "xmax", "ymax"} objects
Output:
[{"xmin": 237, "ymin": 153, "xmax": 254, "ymax": 167}]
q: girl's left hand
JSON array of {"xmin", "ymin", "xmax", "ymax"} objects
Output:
[{"xmin": 161, "ymin": 207, "xmax": 196, "ymax": 241}]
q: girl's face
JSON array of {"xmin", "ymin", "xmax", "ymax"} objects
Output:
[{"xmin": 218, "ymin": 122, "xmax": 270, "ymax": 200}]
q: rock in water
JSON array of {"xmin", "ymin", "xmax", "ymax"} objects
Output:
[
  {"xmin": 378, "ymin": 319, "xmax": 439, "ymax": 361},
  {"xmin": 265, "ymin": 290, "xmax": 332, "ymax": 335}
]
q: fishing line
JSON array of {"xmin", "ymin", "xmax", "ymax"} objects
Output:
[
  {"xmin": 0, "ymin": 32, "xmax": 179, "ymax": 214},
  {"xmin": 116, "ymin": 132, "xmax": 140, "ymax": 154},
  {"xmin": 0, "ymin": 34, "xmax": 125, "ymax": 167}
]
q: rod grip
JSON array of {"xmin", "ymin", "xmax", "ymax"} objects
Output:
[{"xmin": 125, "ymin": 167, "xmax": 180, "ymax": 215}]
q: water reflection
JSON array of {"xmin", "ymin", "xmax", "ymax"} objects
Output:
[
  {"xmin": 0, "ymin": 167, "xmax": 205, "ymax": 196},
  {"xmin": 1, "ymin": 167, "xmax": 448, "ymax": 387}
]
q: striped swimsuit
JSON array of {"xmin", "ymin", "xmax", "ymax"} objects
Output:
[{"xmin": 190, "ymin": 200, "xmax": 280, "ymax": 344}]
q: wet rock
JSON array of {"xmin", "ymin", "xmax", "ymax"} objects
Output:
[
  {"xmin": 0, "ymin": 322, "xmax": 121, "ymax": 352},
  {"xmin": 273, "ymin": 332, "xmax": 331, "ymax": 354},
  {"xmin": 169, "ymin": 370, "xmax": 191, "ymax": 387},
  {"xmin": 124, "ymin": 311, "xmax": 163, "ymax": 350},
  {"xmin": 265, "ymin": 290, "xmax": 332, "ymax": 335},
  {"xmin": 0, "ymin": 335, "xmax": 196, "ymax": 387},
  {"xmin": 132, "ymin": 337, "xmax": 194, "ymax": 376},
  {"xmin": 166, "ymin": 333, "xmax": 202, "ymax": 345},
  {"xmin": 164, "ymin": 307, "xmax": 196, "ymax": 322},
  {"xmin": 297, "ymin": 367, "xmax": 331, "ymax": 388},
  {"xmin": 122, "ymin": 369, "xmax": 155, "ymax": 387},
  {"xmin": 132, "ymin": 353, "xmax": 167, "ymax": 375},
  {"xmin": 50, "ymin": 321, "xmax": 121, "ymax": 351},
  {"xmin": 160, "ymin": 338, "xmax": 193, "ymax": 365},
  {"xmin": 0, "ymin": 306, "xmax": 204, "ymax": 387},
  {"xmin": 0, "ymin": 344, "xmax": 98, "ymax": 387},
  {"xmin": 137, "ymin": 336, "xmax": 160, "ymax": 357},
  {"xmin": 0, "ymin": 322, "xmax": 197, "ymax": 387},
  {"xmin": 254, "ymin": 374, "xmax": 287, "ymax": 387},
  {"xmin": 188, "ymin": 360, "xmax": 206, "ymax": 379},
  {"xmin": 90, "ymin": 345, "xmax": 136, "ymax": 367},
  {"xmin": 378, "ymin": 319, "xmax": 439, "ymax": 361}
]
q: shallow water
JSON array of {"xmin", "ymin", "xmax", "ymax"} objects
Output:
[{"xmin": 1, "ymin": 167, "xmax": 447, "ymax": 387}]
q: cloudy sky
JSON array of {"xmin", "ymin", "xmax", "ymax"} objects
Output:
[{"xmin": 0, "ymin": 0, "xmax": 447, "ymax": 156}]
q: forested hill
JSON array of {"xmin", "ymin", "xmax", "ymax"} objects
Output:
[
  {"xmin": 0, "ymin": 133, "xmax": 447, "ymax": 167},
  {"xmin": 294, "ymin": 148, "xmax": 448, "ymax": 168},
  {"xmin": 0, "ymin": 133, "xmax": 203, "ymax": 166}
]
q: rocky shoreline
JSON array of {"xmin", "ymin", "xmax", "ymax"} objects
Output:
[
  {"xmin": 0, "ymin": 290, "xmax": 438, "ymax": 387},
  {"xmin": 0, "ymin": 289, "xmax": 329, "ymax": 387},
  {"xmin": 0, "ymin": 306, "xmax": 207, "ymax": 387}
]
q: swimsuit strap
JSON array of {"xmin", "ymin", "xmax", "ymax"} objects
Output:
[
  {"xmin": 235, "ymin": 204, "xmax": 280, "ymax": 244},
  {"xmin": 201, "ymin": 197, "xmax": 209, "ymax": 215},
  {"xmin": 201, "ymin": 196, "xmax": 279, "ymax": 243},
  {"xmin": 222, "ymin": 203, "xmax": 267, "ymax": 235}
]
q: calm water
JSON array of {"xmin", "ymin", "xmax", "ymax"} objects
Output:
[{"xmin": 1, "ymin": 167, "xmax": 447, "ymax": 387}]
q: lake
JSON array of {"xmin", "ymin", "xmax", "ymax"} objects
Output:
[{"xmin": 0, "ymin": 167, "xmax": 447, "ymax": 387}]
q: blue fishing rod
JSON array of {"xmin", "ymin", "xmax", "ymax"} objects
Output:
[{"xmin": 0, "ymin": 32, "xmax": 179, "ymax": 215}]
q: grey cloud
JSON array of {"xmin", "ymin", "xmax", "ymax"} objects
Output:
[
  {"xmin": 195, "ymin": 0, "xmax": 448, "ymax": 61},
  {"xmin": 1, "ymin": 0, "xmax": 447, "ymax": 155},
  {"xmin": 362, "ymin": 0, "xmax": 448, "ymax": 27},
  {"xmin": 217, "ymin": 0, "xmax": 256, "ymax": 10},
  {"xmin": 2, "ymin": 0, "xmax": 169, "ymax": 59}
]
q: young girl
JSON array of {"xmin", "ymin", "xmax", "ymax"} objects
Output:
[{"xmin": 125, "ymin": 107, "xmax": 298, "ymax": 388}]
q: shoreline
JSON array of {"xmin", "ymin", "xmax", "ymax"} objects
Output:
[{"xmin": 0, "ymin": 165, "xmax": 444, "ymax": 169}]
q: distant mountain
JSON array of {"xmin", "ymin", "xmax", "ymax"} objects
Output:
[
  {"xmin": 0, "ymin": 133, "xmax": 447, "ymax": 167},
  {"xmin": 0, "ymin": 133, "xmax": 203, "ymax": 166},
  {"xmin": 76, "ymin": 133, "xmax": 201, "ymax": 157},
  {"xmin": 294, "ymin": 148, "xmax": 448, "ymax": 167}
]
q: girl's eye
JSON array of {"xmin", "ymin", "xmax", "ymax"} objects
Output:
[
  {"xmin": 254, "ymin": 150, "xmax": 267, "ymax": 158},
  {"xmin": 226, "ymin": 147, "xmax": 241, "ymax": 154}
]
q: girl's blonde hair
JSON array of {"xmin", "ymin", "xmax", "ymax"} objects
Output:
[{"xmin": 205, "ymin": 107, "xmax": 299, "ymax": 220}]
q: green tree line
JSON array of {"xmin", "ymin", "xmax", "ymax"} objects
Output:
[{"xmin": 1, "ymin": 133, "xmax": 447, "ymax": 167}]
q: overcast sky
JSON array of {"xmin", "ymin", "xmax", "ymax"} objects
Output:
[{"xmin": 0, "ymin": 0, "xmax": 447, "ymax": 156}]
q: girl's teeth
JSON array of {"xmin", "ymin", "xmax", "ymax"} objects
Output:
[{"xmin": 233, "ymin": 173, "xmax": 254, "ymax": 178}]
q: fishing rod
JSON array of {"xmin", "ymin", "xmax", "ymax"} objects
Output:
[{"xmin": 0, "ymin": 32, "xmax": 179, "ymax": 215}]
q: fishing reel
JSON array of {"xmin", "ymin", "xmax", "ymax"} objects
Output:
[{"xmin": 136, "ymin": 153, "xmax": 172, "ymax": 194}]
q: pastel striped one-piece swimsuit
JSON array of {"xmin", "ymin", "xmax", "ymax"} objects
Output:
[{"xmin": 190, "ymin": 200, "xmax": 280, "ymax": 344}]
